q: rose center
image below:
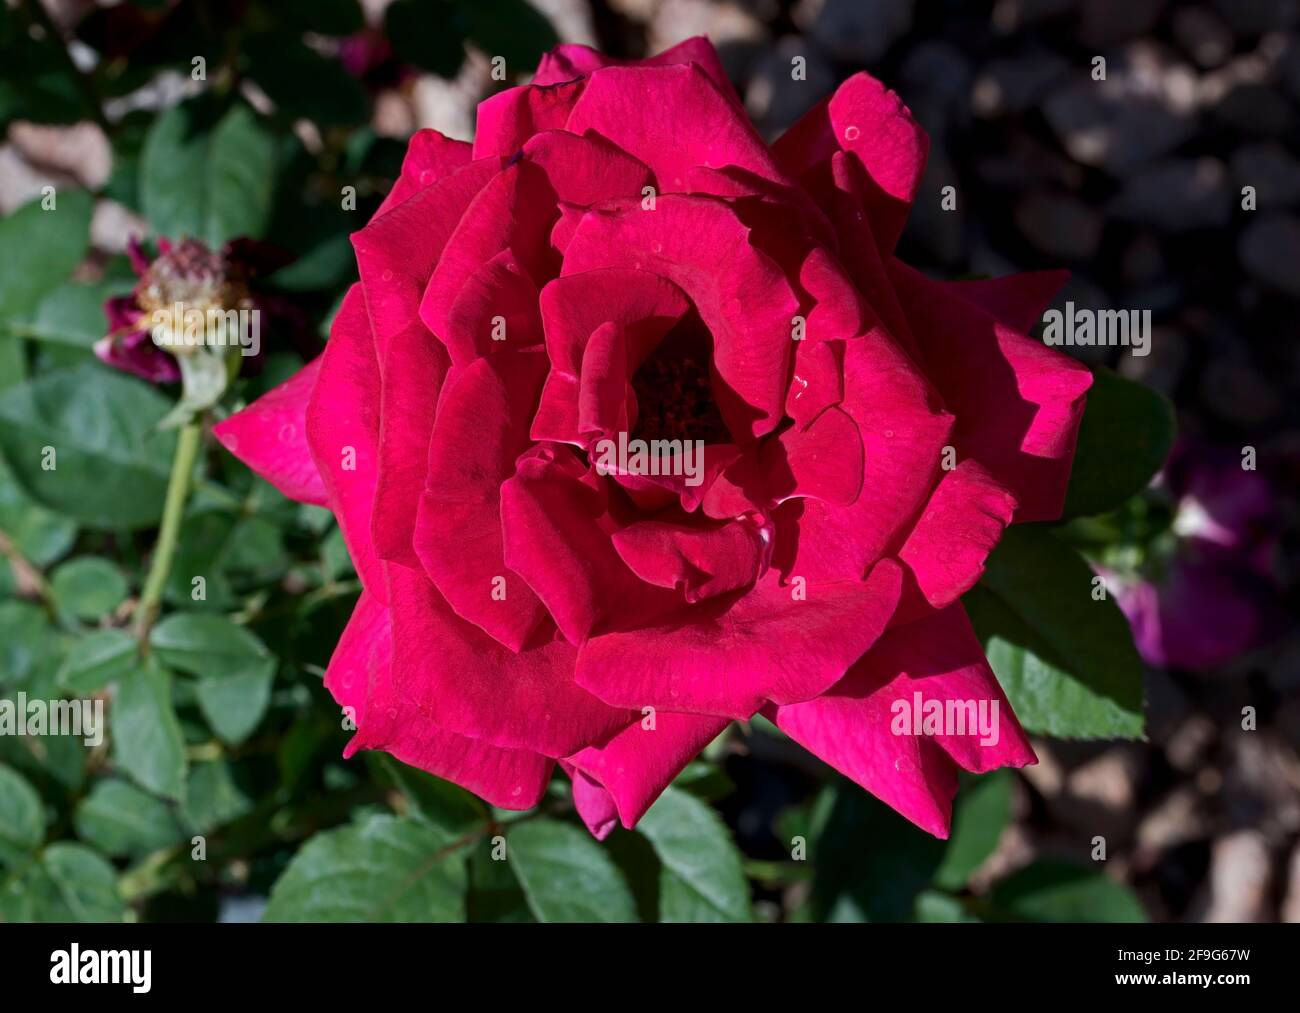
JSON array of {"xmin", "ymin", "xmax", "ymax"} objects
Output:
[{"xmin": 630, "ymin": 320, "xmax": 728, "ymax": 444}]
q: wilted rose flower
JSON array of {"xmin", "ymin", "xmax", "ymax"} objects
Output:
[
  {"xmin": 216, "ymin": 38, "xmax": 1094, "ymax": 838},
  {"xmin": 97, "ymin": 237, "xmax": 255, "ymax": 383},
  {"xmin": 1105, "ymin": 442, "xmax": 1283, "ymax": 671},
  {"xmin": 98, "ymin": 236, "xmax": 304, "ymax": 423}
]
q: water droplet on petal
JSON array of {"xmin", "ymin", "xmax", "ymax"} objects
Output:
[{"xmin": 844, "ymin": 125, "xmax": 860, "ymax": 141}]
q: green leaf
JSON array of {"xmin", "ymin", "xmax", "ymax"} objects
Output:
[
  {"xmin": 0, "ymin": 762, "xmax": 45, "ymax": 866},
  {"xmin": 914, "ymin": 889, "xmax": 981, "ymax": 922},
  {"xmin": 50, "ymin": 556, "xmax": 129, "ymax": 620},
  {"xmin": 0, "ymin": 364, "xmax": 178, "ymax": 530},
  {"xmin": 74, "ymin": 779, "xmax": 184, "ymax": 857},
  {"xmin": 3, "ymin": 279, "xmax": 130, "ymax": 350},
  {"xmin": 672, "ymin": 759, "xmax": 736, "ymax": 802},
  {"xmin": 0, "ymin": 843, "xmax": 126, "ymax": 922},
  {"xmin": 243, "ymin": 33, "xmax": 369, "ymax": 126},
  {"xmin": 507, "ymin": 818, "xmax": 638, "ymax": 923},
  {"xmin": 56, "ymin": 629, "xmax": 138, "ymax": 694},
  {"xmin": 0, "ymin": 17, "xmax": 87, "ymax": 125},
  {"xmin": 467, "ymin": 838, "xmax": 536, "ymax": 923},
  {"xmin": 810, "ymin": 782, "xmax": 945, "ymax": 922},
  {"xmin": 193, "ymin": 670, "xmax": 272, "ymax": 746},
  {"xmin": 933, "ymin": 770, "xmax": 1013, "ymax": 891},
  {"xmin": 384, "ymin": 0, "xmax": 465, "ymax": 76},
  {"xmin": 637, "ymin": 787, "xmax": 752, "ymax": 922},
  {"xmin": 181, "ymin": 760, "xmax": 252, "ymax": 835},
  {"xmin": 458, "ymin": 0, "xmax": 559, "ymax": 70},
  {"xmin": 0, "ymin": 191, "xmax": 93, "ymax": 321},
  {"xmin": 264, "ymin": 814, "xmax": 468, "ymax": 922},
  {"xmin": 0, "ymin": 599, "xmax": 59, "ymax": 688},
  {"xmin": 150, "ymin": 612, "xmax": 271, "ymax": 679},
  {"xmin": 1063, "ymin": 367, "xmax": 1174, "ymax": 518},
  {"xmin": 371, "ymin": 754, "xmax": 486, "ymax": 837},
  {"xmin": 0, "ymin": 332, "xmax": 24, "ymax": 392},
  {"xmin": 0, "ymin": 453, "xmax": 76, "ymax": 566},
  {"xmin": 140, "ymin": 100, "xmax": 277, "ymax": 245},
  {"xmin": 151, "ymin": 613, "xmax": 274, "ymax": 744},
  {"xmin": 0, "ymin": 663, "xmax": 90, "ymax": 792},
  {"xmin": 966, "ymin": 525, "xmax": 1145, "ymax": 739},
  {"xmin": 112, "ymin": 658, "xmax": 187, "ymax": 802},
  {"xmin": 989, "ymin": 861, "xmax": 1147, "ymax": 922}
]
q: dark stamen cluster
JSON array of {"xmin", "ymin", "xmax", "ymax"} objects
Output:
[{"xmin": 630, "ymin": 352, "xmax": 729, "ymax": 444}]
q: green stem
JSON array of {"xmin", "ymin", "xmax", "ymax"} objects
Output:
[{"xmin": 136, "ymin": 422, "xmax": 203, "ymax": 648}]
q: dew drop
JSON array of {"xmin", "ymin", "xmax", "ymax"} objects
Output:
[{"xmin": 844, "ymin": 125, "xmax": 860, "ymax": 141}]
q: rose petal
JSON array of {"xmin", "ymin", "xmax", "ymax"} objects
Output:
[
  {"xmin": 387, "ymin": 562, "xmax": 631, "ymax": 758},
  {"xmin": 899, "ymin": 461, "xmax": 1018, "ymax": 608},
  {"xmin": 566, "ymin": 63, "xmax": 781, "ymax": 194},
  {"xmin": 522, "ymin": 128, "xmax": 654, "ymax": 209},
  {"xmin": 441, "ymin": 249, "xmax": 544, "ymax": 367},
  {"xmin": 567, "ymin": 765, "xmax": 620, "ymax": 840},
  {"xmin": 305, "ymin": 284, "xmax": 386, "ymax": 599},
  {"xmin": 329, "ymin": 591, "xmax": 553, "ymax": 810},
  {"xmin": 943, "ymin": 270, "xmax": 1070, "ymax": 334},
  {"xmin": 377, "ymin": 128, "xmax": 473, "ymax": 215},
  {"xmin": 566, "ymin": 711, "xmax": 732, "ymax": 830},
  {"xmin": 499, "ymin": 445, "xmax": 683, "ymax": 643},
  {"xmin": 772, "ymin": 336, "xmax": 952, "ymax": 582},
  {"xmin": 775, "ymin": 71, "xmax": 929, "ymax": 255},
  {"xmin": 354, "ymin": 157, "xmax": 504, "ymax": 345},
  {"xmin": 611, "ymin": 517, "xmax": 766, "ymax": 603},
  {"xmin": 414, "ymin": 350, "xmax": 553, "ymax": 651},
  {"xmin": 420, "ymin": 162, "xmax": 558, "ymax": 342},
  {"xmin": 213, "ymin": 357, "xmax": 327, "ymax": 506},
  {"xmin": 770, "ymin": 604, "xmax": 1035, "ymax": 838},
  {"xmin": 533, "ymin": 268, "xmax": 690, "ymax": 445},
  {"xmin": 534, "ymin": 36, "xmax": 738, "ymax": 105},
  {"xmin": 575, "ymin": 559, "xmax": 903, "ymax": 718},
  {"xmin": 562, "ymin": 195, "xmax": 800, "ymax": 441},
  {"xmin": 473, "ymin": 78, "xmax": 586, "ymax": 158},
  {"xmin": 889, "ymin": 261, "xmax": 1093, "ymax": 523},
  {"xmin": 762, "ymin": 404, "xmax": 864, "ymax": 507},
  {"xmin": 94, "ymin": 328, "xmax": 181, "ymax": 383}
]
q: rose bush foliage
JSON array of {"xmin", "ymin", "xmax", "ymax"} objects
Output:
[{"xmin": 216, "ymin": 37, "xmax": 1094, "ymax": 840}]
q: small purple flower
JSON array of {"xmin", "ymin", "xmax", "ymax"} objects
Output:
[
  {"xmin": 338, "ymin": 28, "xmax": 413, "ymax": 91},
  {"xmin": 1106, "ymin": 442, "xmax": 1284, "ymax": 671}
]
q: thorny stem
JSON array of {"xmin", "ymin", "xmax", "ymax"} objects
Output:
[{"xmin": 135, "ymin": 422, "xmax": 203, "ymax": 648}]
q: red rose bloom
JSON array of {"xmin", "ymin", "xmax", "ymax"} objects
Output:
[{"xmin": 216, "ymin": 38, "xmax": 1093, "ymax": 838}]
